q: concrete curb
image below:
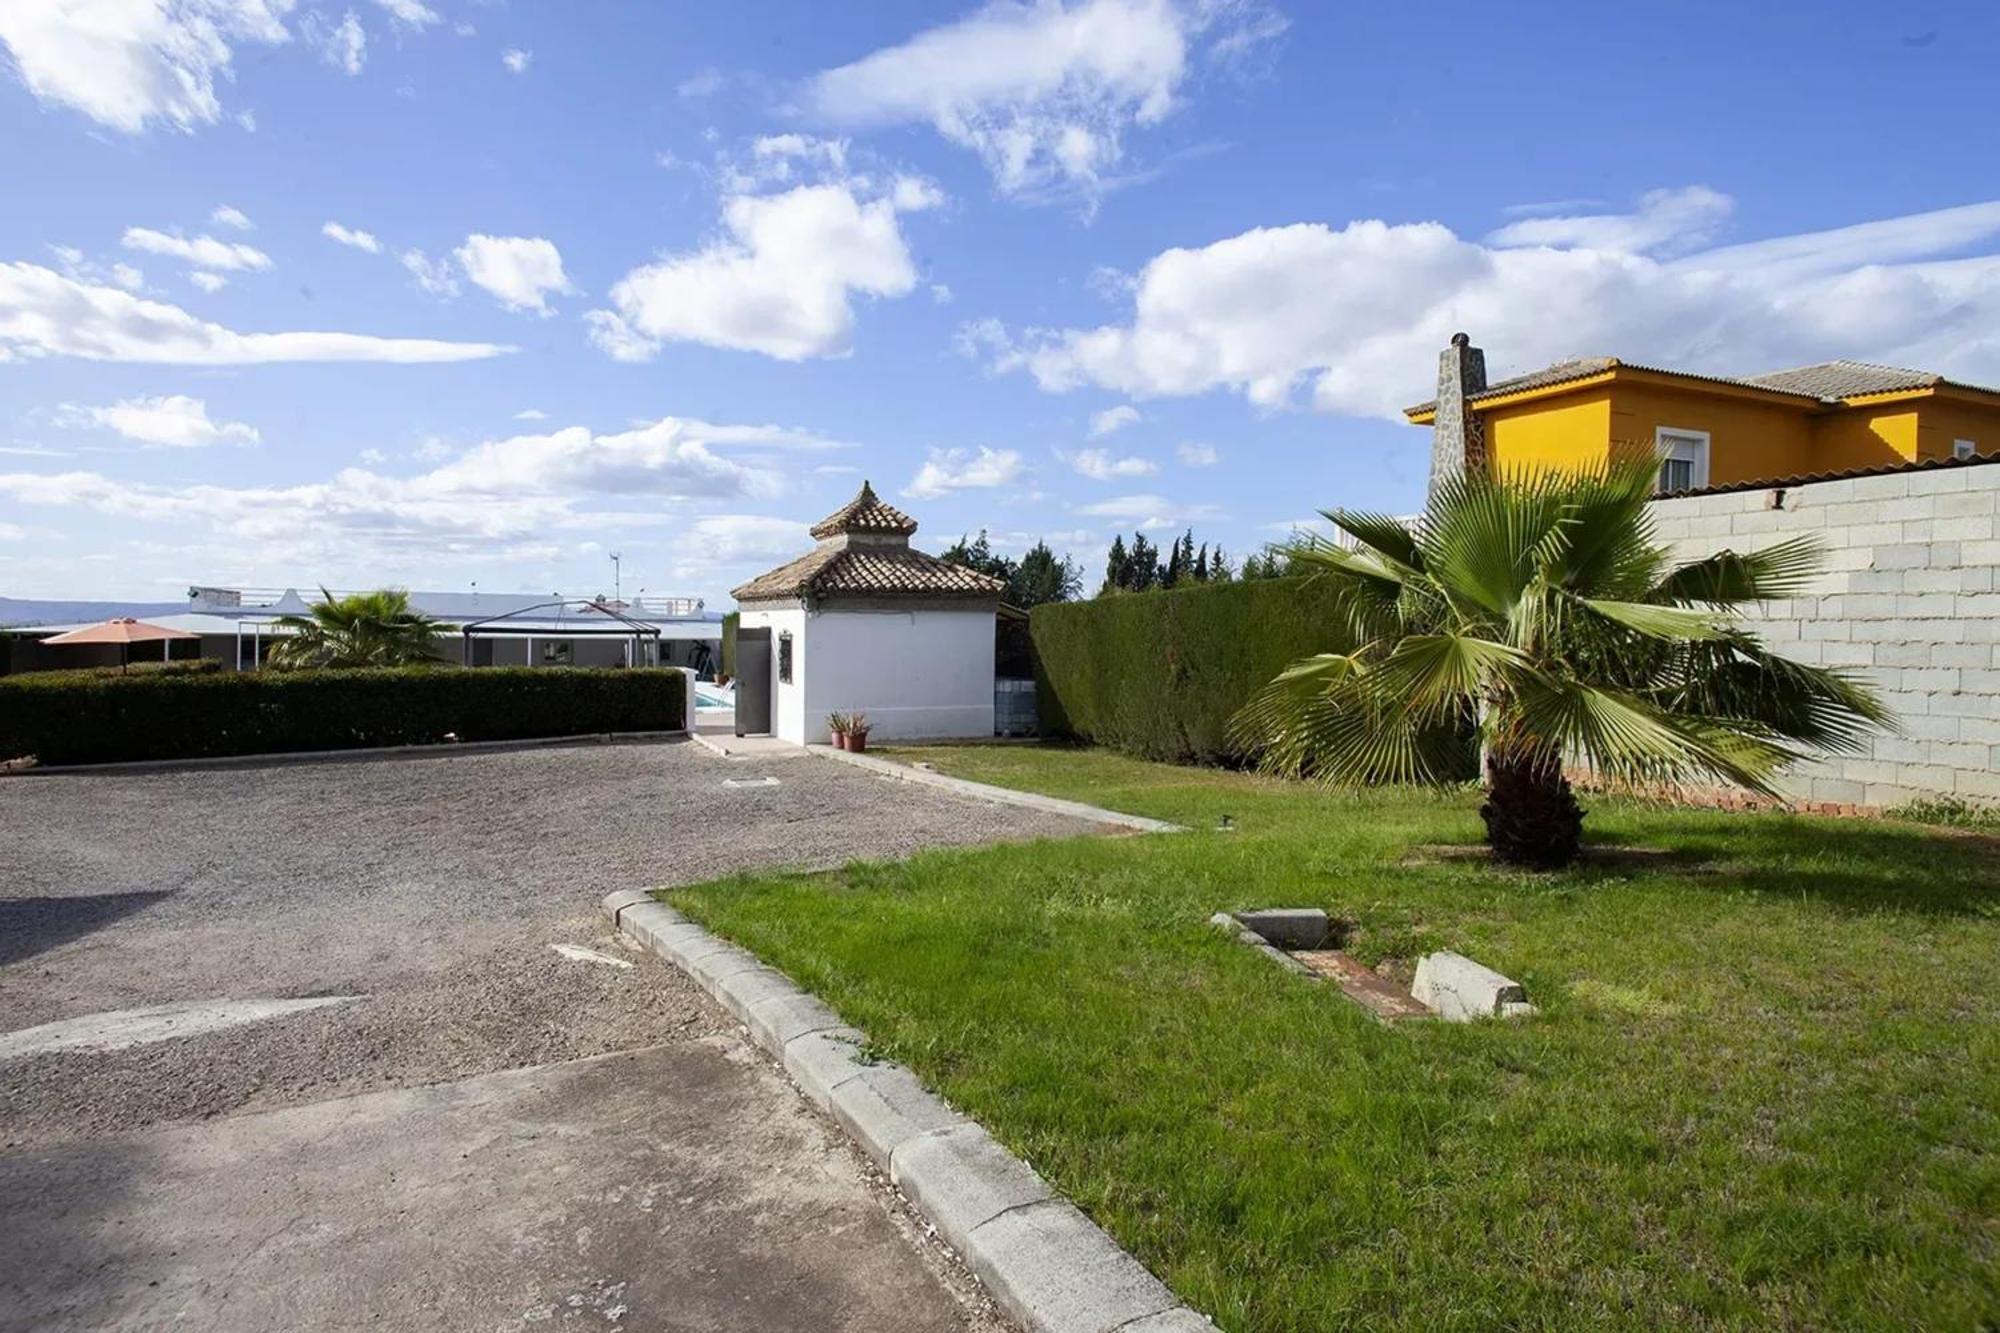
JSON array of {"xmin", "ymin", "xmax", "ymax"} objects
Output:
[
  {"xmin": 807, "ymin": 745, "xmax": 1186, "ymax": 835},
  {"xmin": 8, "ymin": 729, "xmax": 691, "ymax": 777},
  {"xmin": 604, "ymin": 889, "xmax": 1218, "ymax": 1333}
]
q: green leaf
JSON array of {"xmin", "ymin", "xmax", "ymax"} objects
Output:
[{"xmin": 1577, "ymin": 597, "xmax": 1732, "ymax": 640}]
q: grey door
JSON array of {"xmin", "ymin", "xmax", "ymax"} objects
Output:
[{"xmin": 735, "ymin": 627, "xmax": 772, "ymax": 736}]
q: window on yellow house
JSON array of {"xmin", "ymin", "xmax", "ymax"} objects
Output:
[
  {"xmin": 1655, "ymin": 427, "xmax": 1710, "ymax": 493},
  {"xmin": 1956, "ymin": 439, "xmax": 1978, "ymax": 460}
]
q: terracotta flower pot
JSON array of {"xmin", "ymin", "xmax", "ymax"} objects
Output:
[
  {"xmin": 847, "ymin": 730, "xmax": 868, "ymax": 754},
  {"xmin": 831, "ymin": 731, "xmax": 849, "ymax": 750}
]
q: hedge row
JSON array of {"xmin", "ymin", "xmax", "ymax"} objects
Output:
[
  {"xmin": 1030, "ymin": 577, "xmax": 1355, "ymax": 764},
  {"xmin": 0, "ymin": 666, "xmax": 687, "ymax": 766}
]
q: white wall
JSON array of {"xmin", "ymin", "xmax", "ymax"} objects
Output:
[
  {"xmin": 1649, "ymin": 461, "xmax": 1999, "ymax": 808},
  {"xmin": 738, "ymin": 606, "xmax": 809, "ymax": 743},
  {"xmin": 800, "ymin": 606, "xmax": 995, "ymax": 744}
]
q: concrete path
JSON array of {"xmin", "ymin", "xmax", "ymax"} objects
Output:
[{"xmin": 0, "ymin": 739, "xmax": 1097, "ymax": 1332}]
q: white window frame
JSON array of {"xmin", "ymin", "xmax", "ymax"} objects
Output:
[
  {"xmin": 1954, "ymin": 438, "xmax": 1977, "ymax": 461},
  {"xmin": 1654, "ymin": 426, "xmax": 1711, "ymax": 493}
]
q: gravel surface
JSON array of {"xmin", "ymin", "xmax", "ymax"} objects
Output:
[{"xmin": 0, "ymin": 738, "xmax": 1096, "ymax": 1144}]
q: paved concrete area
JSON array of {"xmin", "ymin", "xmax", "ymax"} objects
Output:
[{"xmin": 0, "ymin": 738, "xmax": 1096, "ymax": 1331}]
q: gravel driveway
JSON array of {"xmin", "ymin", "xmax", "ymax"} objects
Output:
[{"xmin": 0, "ymin": 738, "xmax": 1096, "ymax": 1331}]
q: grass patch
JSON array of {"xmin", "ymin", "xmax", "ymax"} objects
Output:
[{"xmin": 668, "ymin": 745, "xmax": 2000, "ymax": 1332}]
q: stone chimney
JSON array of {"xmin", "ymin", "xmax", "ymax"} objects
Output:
[{"xmin": 1430, "ymin": 332, "xmax": 1488, "ymax": 490}]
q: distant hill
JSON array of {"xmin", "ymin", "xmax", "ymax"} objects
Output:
[{"xmin": 0, "ymin": 597, "xmax": 189, "ymax": 628}]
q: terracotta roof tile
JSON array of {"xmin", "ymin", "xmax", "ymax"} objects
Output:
[
  {"xmin": 808, "ymin": 481, "xmax": 918, "ymax": 538},
  {"xmin": 732, "ymin": 545, "xmax": 1004, "ymax": 603},
  {"xmin": 1407, "ymin": 355, "xmax": 1999, "ymax": 417}
]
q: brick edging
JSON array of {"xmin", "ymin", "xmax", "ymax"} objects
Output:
[{"xmin": 603, "ymin": 889, "xmax": 1218, "ymax": 1333}]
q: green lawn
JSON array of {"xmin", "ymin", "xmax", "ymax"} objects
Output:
[{"xmin": 667, "ymin": 745, "xmax": 2000, "ymax": 1332}]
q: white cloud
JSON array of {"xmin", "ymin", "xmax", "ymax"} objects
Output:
[
  {"xmin": 501, "ymin": 46, "xmax": 530, "ymax": 74},
  {"xmin": 359, "ymin": 446, "xmax": 387, "ymax": 464},
  {"xmin": 1486, "ymin": 185, "xmax": 1732, "ymax": 256},
  {"xmin": 997, "ymin": 193, "xmax": 2000, "ymax": 419},
  {"xmin": 1063, "ymin": 446, "xmax": 1154, "ymax": 480},
  {"xmin": 121, "ymin": 226, "xmax": 271, "ymax": 271},
  {"xmin": 805, "ymin": 0, "xmax": 1280, "ymax": 200},
  {"xmin": 514, "ymin": 408, "xmax": 548, "ymax": 421},
  {"xmin": 453, "ymin": 234, "xmax": 573, "ymax": 314},
  {"xmin": 677, "ymin": 67, "xmax": 725, "ymax": 98},
  {"xmin": 1088, "ymin": 403, "xmax": 1140, "ymax": 436},
  {"xmin": 686, "ymin": 514, "xmax": 806, "ymax": 564},
  {"xmin": 591, "ymin": 182, "xmax": 922, "ymax": 362},
  {"xmin": 904, "ymin": 445, "xmax": 1025, "ymax": 499},
  {"xmin": 372, "ymin": 0, "xmax": 437, "ymax": 27},
  {"xmin": 313, "ymin": 9, "xmax": 365, "ymax": 75},
  {"xmin": 188, "ymin": 270, "xmax": 228, "ymax": 293},
  {"xmin": 60, "ymin": 394, "xmax": 258, "ymax": 447},
  {"xmin": 1176, "ymin": 440, "xmax": 1218, "ymax": 466},
  {"xmin": 322, "ymin": 220, "xmax": 382, "ymax": 253},
  {"xmin": 0, "ymin": 416, "xmax": 823, "ymax": 566},
  {"xmin": 0, "ymin": 0, "xmax": 291, "ymax": 133},
  {"xmin": 0, "ymin": 522, "xmax": 25, "ymax": 541},
  {"xmin": 210, "ymin": 204, "xmax": 253, "ymax": 231},
  {"xmin": 1075, "ymin": 492, "xmax": 1221, "ymax": 525},
  {"xmin": 0, "ymin": 262, "xmax": 509, "ymax": 363},
  {"xmin": 930, "ymin": 282, "xmax": 953, "ymax": 304},
  {"xmin": 400, "ymin": 248, "xmax": 459, "ymax": 297}
]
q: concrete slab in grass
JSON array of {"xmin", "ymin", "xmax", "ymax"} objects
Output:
[
  {"xmin": 963, "ymin": 1199, "xmax": 1182, "ymax": 1333},
  {"xmin": 1231, "ymin": 908, "xmax": 1332, "ymax": 949},
  {"xmin": 1411, "ymin": 950, "xmax": 1536, "ymax": 1022},
  {"xmin": 891, "ymin": 1123, "xmax": 1054, "ymax": 1255},
  {"xmin": 832, "ymin": 1064, "xmax": 967, "ymax": 1171}
]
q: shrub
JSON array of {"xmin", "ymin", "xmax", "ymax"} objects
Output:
[
  {"xmin": 1030, "ymin": 578, "xmax": 1365, "ymax": 764},
  {"xmin": 0, "ymin": 666, "xmax": 687, "ymax": 766}
]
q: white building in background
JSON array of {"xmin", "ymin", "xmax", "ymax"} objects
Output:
[
  {"xmin": 0, "ymin": 585, "xmax": 723, "ymax": 675},
  {"xmin": 731, "ymin": 482, "xmax": 1004, "ymax": 745}
]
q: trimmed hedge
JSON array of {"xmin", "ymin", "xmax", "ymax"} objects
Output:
[
  {"xmin": 1030, "ymin": 578, "xmax": 1354, "ymax": 764},
  {"xmin": 0, "ymin": 666, "xmax": 687, "ymax": 766}
]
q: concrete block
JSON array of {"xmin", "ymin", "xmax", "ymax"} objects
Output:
[
  {"xmin": 892, "ymin": 1123, "xmax": 1054, "ymax": 1254},
  {"xmin": 683, "ymin": 941, "xmax": 767, "ymax": 989},
  {"xmin": 601, "ymin": 888, "xmax": 657, "ymax": 923},
  {"xmin": 711, "ymin": 965, "xmax": 807, "ymax": 1028},
  {"xmin": 1935, "ymin": 490, "xmax": 1997, "ymax": 518},
  {"xmin": 1116, "ymin": 1313, "xmax": 1223, "ymax": 1333},
  {"xmin": 619, "ymin": 902, "xmax": 690, "ymax": 952},
  {"xmin": 962, "ymin": 1199, "xmax": 1179, "ymax": 1333},
  {"xmin": 781, "ymin": 1027, "xmax": 868, "ymax": 1113},
  {"xmin": 1411, "ymin": 951, "xmax": 1533, "ymax": 1022},
  {"xmin": 1934, "ymin": 517, "xmax": 1996, "ymax": 543},
  {"xmin": 1934, "ymin": 642, "xmax": 1994, "ymax": 669},
  {"xmin": 1897, "ymin": 593, "xmax": 1960, "ymax": 619},
  {"xmin": 744, "ymin": 991, "xmax": 847, "ymax": 1052},
  {"xmin": 1230, "ymin": 908, "xmax": 1331, "ymax": 949},
  {"xmin": 831, "ymin": 1063, "xmax": 967, "ymax": 1170}
]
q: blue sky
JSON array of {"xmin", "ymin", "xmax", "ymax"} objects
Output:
[{"xmin": 3, "ymin": 0, "xmax": 1997, "ymax": 604}]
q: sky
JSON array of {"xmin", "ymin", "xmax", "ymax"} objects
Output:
[{"xmin": 2, "ymin": 0, "xmax": 1997, "ymax": 607}]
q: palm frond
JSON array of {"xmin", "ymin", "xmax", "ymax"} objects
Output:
[{"xmin": 1651, "ymin": 535, "xmax": 1825, "ymax": 607}]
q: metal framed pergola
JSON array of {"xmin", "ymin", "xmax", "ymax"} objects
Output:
[{"xmin": 455, "ymin": 599, "xmax": 662, "ymax": 667}]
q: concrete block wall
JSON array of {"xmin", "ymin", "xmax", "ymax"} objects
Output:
[{"xmin": 1647, "ymin": 461, "xmax": 1999, "ymax": 809}]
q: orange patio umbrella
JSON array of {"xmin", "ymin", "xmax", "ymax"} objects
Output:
[{"xmin": 40, "ymin": 618, "xmax": 201, "ymax": 670}]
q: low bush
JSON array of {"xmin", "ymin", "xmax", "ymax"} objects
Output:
[
  {"xmin": 0, "ymin": 666, "xmax": 687, "ymax": 766},
  {"xmin": 1030, "ymin": 578, "xmax": 1360, "ymax": 764}
]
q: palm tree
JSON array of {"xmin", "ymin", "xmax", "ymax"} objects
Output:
[
  {"xmin": 1231, "ymin": 462, "xmax": 1888, "ymax": 868},
  {"xmin": 267, "ymin": 588, "xmax": 449, "ymax": 670}
]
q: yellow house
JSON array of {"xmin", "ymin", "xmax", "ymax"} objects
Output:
[{"xmin": 1406, "ymin": 354, "xmax": 2000, "ymax": 492}]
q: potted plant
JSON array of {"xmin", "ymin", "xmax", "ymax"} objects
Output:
[
  {"xmin": 826, "ymin": 711, "xmax": 852, "ymax": 749},
  {"xmin": 844, "ymin": 711, "xmax": 870, "ymax": 753}
]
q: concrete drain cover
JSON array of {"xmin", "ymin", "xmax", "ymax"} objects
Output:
[{"xmin": 722, "ymin": 776, "xmax": 781, "ymax": 789}]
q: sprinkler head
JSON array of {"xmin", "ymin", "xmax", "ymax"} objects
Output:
[{"xmin": 1217, "ymin": 814, "xmax": 1235, "ymax": 831}]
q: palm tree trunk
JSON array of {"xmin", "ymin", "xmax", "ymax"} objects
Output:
[{"xmin": 1480, "ymin": 747, "xmax": 1584, "ymax": 869}]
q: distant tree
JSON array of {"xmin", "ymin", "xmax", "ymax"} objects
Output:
[
  {"xmin": 1128, "ymin": 533, "xmax": 1161, "ymax": 591},
  {"xmin": 942, "ymin": 530, "xmax": 1018, "ymax": 584},
  {"xmin": 268, "ymin": 588, "xmax": 448, "ymax": 669},
  {"xmin": 1012, "ymin": 541, "xmax": 1081, "ymax": 607},
  {"xmin": 1210, "ymin": 546, "xmax": 1233, "ymax": 582},
  {"xmin": 1102, "ymin": 535, "xmax": 1129, "ymax": 595},
  {"xmin": 1194, "ymin": 543, "xmax": 1210, "ymax": 583}
]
